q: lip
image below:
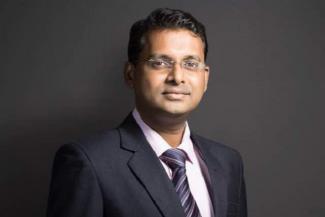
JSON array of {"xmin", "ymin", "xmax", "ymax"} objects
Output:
[
  {"xmin": 162, "ymin": 90, "xmax": 190, "ymax": 95},
  {"xmin": 162, "ymin": 91, "xmax": 190, "ymax": 100},
  {"xmin": 163, "ymin": 92, "xmax": 189, "ymax": 95}
]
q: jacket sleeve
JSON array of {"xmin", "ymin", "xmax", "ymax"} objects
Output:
[
  {"xmin": 238, "ymin": 153, "xmax": 247, "ymax": 217},
  {"xmin": 47, "ymin": 143, "xmax": 103, "ymax": 217}
]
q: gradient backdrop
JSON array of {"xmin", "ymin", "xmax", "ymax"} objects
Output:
[{"xmin": 1, "ymin": 0, "xmax": 324, "ymax": 217}]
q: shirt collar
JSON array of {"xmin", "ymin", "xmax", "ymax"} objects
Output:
[{"xmin": 132, "ymin": 108, "xmax": 196, "ymax": 163}]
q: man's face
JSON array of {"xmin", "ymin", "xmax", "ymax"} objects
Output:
[{"xmin": 125, "ymin": 29, "xmax": 209, "ymax": 117}]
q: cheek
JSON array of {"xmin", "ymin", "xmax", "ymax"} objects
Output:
[
  {"xmin": 143, "ymin": 73, "xmax": 165, "ymax": 91},
  {"xmin": 136, "ymin": 72, "xmax": 165, "ymax": 97},
  {"xmin": 189, "ymin": 75, "xmax": 206, "ymax": 95}
]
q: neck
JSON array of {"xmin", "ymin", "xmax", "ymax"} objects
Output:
[{"xmin": 137, "ymin": 108, "xmax": 189, "ymax": 148}]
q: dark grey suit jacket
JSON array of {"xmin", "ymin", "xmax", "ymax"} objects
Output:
[{"xmin": 47, "ymin": 114, "xmax": 247, "ymax": 217}]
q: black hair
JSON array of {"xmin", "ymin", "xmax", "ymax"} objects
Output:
[{"xmin": 127, "ymin": 8, "xmax": 208, "ymax": 65}]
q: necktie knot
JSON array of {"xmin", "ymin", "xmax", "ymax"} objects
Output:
[{"xmin": 160, "ymin": 148, "xmax": 187, "ymax": 171}]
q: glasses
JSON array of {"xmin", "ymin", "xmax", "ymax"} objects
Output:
[{"xmin": 144, "ymin": 58, "xmax": 207, "ymax": 72}]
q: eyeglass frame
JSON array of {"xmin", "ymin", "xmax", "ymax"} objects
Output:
[{"xmin": 139, "ymin": 56, "xmax": 208, "ymax": 72}]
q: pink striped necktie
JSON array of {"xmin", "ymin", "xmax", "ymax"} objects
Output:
[{"xmin": 160, "ymin": 148, "xmax": 201, "ymax": 217}]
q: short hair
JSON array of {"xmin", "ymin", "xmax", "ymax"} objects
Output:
[{"xmin": 127, "ymin": 8, "xmax": 208, "ymax": 65}]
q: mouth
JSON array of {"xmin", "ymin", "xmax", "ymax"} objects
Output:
[
  {"xmin": 162, "ymin": 91, "xmax": 190, "ymax": 100},
  {"xmin": 162, "ymin": 92, "xmax": 189, "ymax": 95},
  {"xmin": 162, "ymin": 90, "xmax": 190, "ymax": 95}
]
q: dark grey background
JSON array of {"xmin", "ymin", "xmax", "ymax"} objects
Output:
[{"xmin": 1, "ymin": 0, "xmax": 324, "ymax": 217}]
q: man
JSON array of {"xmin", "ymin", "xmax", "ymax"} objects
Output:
[{"xmin": 47, "ymin": 8, "xmax": 247, "ymax": 217}]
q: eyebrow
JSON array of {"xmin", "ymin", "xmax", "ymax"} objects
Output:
[
  {"xmin": 183, "ymin": 55, "xmax": 202, "ymax": 62},
  {"xmin": 148, "ymin": 54, "xmax": 173, "ymax": 61}
]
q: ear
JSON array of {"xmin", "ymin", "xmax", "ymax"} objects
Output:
[
  {"xmin": 124, "ymin": 62, "xmax": 136, "ymax": 88},
  {"xmin": 204, "ymin": 66, "xmax": 210, "ymax": 92}
]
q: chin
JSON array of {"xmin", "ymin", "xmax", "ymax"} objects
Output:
[{"xmin": 159, "ymin": 105, "xmax": 193, "ymax": 117}]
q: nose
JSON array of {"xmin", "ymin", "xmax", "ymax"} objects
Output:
[{"xmin": 166, "ymin": 63, "xmax": 185, "ymax": 85}]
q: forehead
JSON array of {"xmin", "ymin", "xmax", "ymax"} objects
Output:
[{"xmin": 141, "ymin": 29, "xmax": 205, "ymax": 60}]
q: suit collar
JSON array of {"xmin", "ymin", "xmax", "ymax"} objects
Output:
[
  {"xmin": 118, "ymin": 113, "xmax": 186, "ymax": 217},
  {"xmin": 118, "ymin": 113, "xmax": 143, "ymax": 152}
]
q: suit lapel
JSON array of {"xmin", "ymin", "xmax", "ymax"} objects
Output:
[
  {"xmin": 118, "ymin": 114, "xmax": 185, "ymax": 217},
  {"xmin": 191, "ymin": 133, "xmax": 228, "ymax": 217}
]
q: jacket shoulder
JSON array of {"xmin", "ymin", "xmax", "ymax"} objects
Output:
[
  {"xmin": 74, "ymin": 129, "xmax": 120, "ymax": 151},
  {"xmin": 56, "ymin": 128, "xmax": 121, "ymax": 162},
  {"xmin": 193, "ymin": 134, "xmax": 244, "ymax": 163}
]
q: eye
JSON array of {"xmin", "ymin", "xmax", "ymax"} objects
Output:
[
  {"xmin": 183, "ymin": 60, "xmax": 199, "ymax": 69},
  {"xmin": 148, "ymin": 59, "xmax": 170, "ymax": 69}
]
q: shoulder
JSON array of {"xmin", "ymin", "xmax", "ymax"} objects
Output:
[
  {"xmin": 55, "ymin": 128, "xmax": 121, "ymax": 163},
  {"xmin": 192, "ymin": 133, "xmax": 244, "ymax": 165},
  {"xmin": 74, "ymin": 129, "xmax": 120, "ymax": 152}
]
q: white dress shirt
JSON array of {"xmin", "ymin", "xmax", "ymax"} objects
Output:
[{"xmin": 132, "ymin": 108, "xmax": 213, "ymax": 217}]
